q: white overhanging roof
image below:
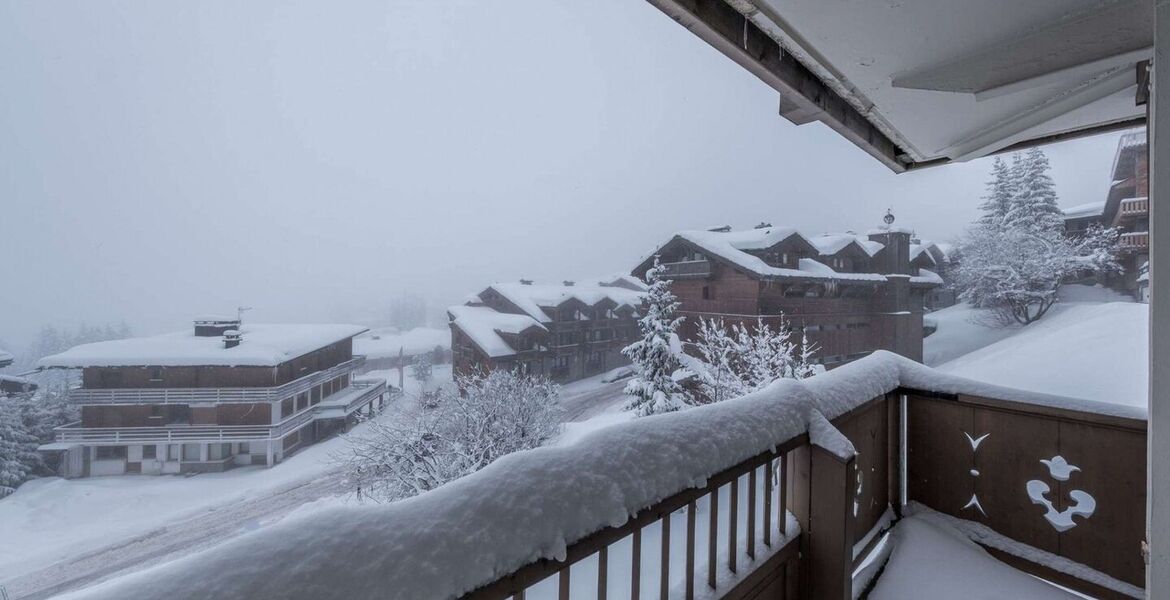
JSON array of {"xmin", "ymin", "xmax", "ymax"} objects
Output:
[
  {"xmin": 37, "ymin": 324, "xmax": 368, "ymax": 368},
  {"xmin": 646, "ymin": 0, "xmax": 1150, "ymax": 171}
]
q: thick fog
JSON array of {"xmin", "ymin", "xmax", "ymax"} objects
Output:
[{"xmin": 0, "ymin": 0, "xmax": 1123, "ymax": 350}]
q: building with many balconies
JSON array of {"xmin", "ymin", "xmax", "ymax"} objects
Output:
[
  {"xmin": 1063, "ymin": 129, "xmax": 1149, "ymax": 298},
  {"xmin": 35, "ymin": 317, "xmax": 388, "ymax": 477},
  {"xmin": 449, "ymin": 276, "xmax": 646, "ymax": 383},
  {"xmin": 634, "ymin": 220, "xmax": 943, "ymax": 366}
]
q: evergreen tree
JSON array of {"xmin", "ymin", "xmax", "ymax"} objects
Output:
[
  {"xmin": 0, "ymin": 397, "xmax": 42, "ymax": 498},
  {"xmin": 977, "ymin": 156, "xmax": 1014, "ymax": 225},
  {"xmin": 622, "ymin": 258, "xmax": 692, "ymax": 416},
  {"xmin": 1004, "ymin": 148, "xmax": 1063, "ymax": 233}
]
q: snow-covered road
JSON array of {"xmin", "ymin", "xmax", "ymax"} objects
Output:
[{"xmin": 3, "ymin": 473, "xmax": 348, "ymax": 600}]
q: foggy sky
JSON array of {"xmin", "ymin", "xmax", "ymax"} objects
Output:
[{"xmin": 0, "ymin": 0, "xmax": 1126, "ymax": 350}]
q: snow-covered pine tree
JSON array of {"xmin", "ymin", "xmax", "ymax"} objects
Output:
[
  {"xmin": 692, "ymin": 315, "xmax": 822, "ymax": 404},
  {"xmin": 336, "ymin": 369, "xmax": 561, "ymax": 502},
  {"xmin": 1004, "ymin": 147, "xmax": 1064, "ymax": 233},
  {"xmin": 977, "ymin": 156, "xmax": 1015, "ymax": 225},
  {"xmin": 410, "ymin": 352, "xmax": 433, "ymax": 389},
  {"xmin": 694, "ymin": 318, "xmax": 747, "ymax": 404},
  {"xmin": 0, "ymin": 397, "xmax": 40, "ymax": 498},
  {"xmin": 622, "ymin": 257, "xmax": 693, "ymax": 416}
]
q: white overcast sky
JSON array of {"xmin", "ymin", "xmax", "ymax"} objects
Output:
[{"xmin": 0, "ymin": 0, "xmax": 1130, "ymax": 349}]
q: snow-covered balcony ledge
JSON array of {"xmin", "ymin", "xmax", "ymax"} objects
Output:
[
  {"xmin": 64, "ymin": 356, "xmax": 365, "ymax": 405},
  {"xmin": 64, "ymin": 352, "xmax": 1146, "ymax": 600}
]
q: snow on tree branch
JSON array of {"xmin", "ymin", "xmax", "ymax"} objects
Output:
[
  {"xmin": 335, "ymin": 369, "xmax": 562, "ymax": 503},
  {"xmin": 621, "ymin": 257, "xmax": 695, "ymax": 416}
]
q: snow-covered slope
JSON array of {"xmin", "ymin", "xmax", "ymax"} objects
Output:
[{"xmin": 933, "ymin": 286, "xmax": 1146, "ymax": 409}]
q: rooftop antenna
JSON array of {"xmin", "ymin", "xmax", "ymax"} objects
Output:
[
  {"xmin": 237, "ymin": 306, "xmax": 253, "ymax": 325},
  {"xmin": 883, "ymin": 208, "xmax": 896, "ymax": 227}
]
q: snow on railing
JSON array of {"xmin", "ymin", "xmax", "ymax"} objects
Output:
[
  {"xmin": 59, "ymin": 352, "xmax": 1146, "ymax": 600},
  {"xmin": 65, "ymin": 357, "xmax": 365, "ymax": 405}
]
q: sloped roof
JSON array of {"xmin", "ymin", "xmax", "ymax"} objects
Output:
[
  {"xmin": 448, "ymin": 305, "xmax": 546, "ymax": 359},
  {"xmin": 1062, "ymin": 200, "xmax": 1108, "ymax": 219},
  {"xmin": 487, "ymin": 282, "xmax": 645, "ymax": 323}
]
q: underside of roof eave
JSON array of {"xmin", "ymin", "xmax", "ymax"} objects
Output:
[{"xmin": 647, "ymin": 0, "xmax": 1149, "ymax": 171}]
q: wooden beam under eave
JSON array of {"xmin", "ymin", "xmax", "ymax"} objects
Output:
[{"xmin": 645, "ymin": 0, "xmax": 911, "ymax": 173}]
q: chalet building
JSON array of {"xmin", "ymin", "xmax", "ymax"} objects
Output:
[
  {"xmin": 1063, "ymin": 129, "xmax": 1150, "ymax": 298},
  {"xmin": 910, "ymin": 239, "xmax": 957, "ymax": 309},
  {"xmin": 634, "ymin": 222, "xmax": 942, "ymax": 366},
  {"xmin": 35, "ymin": 317, "xmax": 388, "ymax": 478},
  {"xmin": 449, "ymin": 276, "xmax": 646, "ymax": 383}
]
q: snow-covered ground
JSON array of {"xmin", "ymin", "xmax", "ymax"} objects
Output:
[
  {"xmin": 0, "ymin": 362, "xmax": 637, "ymax": 599},
  {"xmin": 926, "ymin": 285, "xmax": 1146, "ymax": 409},
  {"xmin": 0, "ymin": 366, "xmax": 454, "ymax": 598}
]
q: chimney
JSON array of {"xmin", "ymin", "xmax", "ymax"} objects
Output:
[
  {"xmin": 754, "ymin": 222, "xmax": 772, "ymax": 229},
  {"xmin": 868, "ymin": 209, "xmax": 911, "ymax": 275},
  {"xmin": 519, "ymin": 279, "xmax": 533, "ymax": 285},
  {"xmin": 562, "ymin": 280, "xmax": 575, "ymax": 287},
  {"xmin": 223, "ymin": 329, "xmax": 242, "ymax": 349},
  {"xmin": 708, "ymin": 225, "xmax": 731, "ymax": 233}
]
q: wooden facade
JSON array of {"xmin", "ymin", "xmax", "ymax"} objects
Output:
[
  {"xmin": 636, "ymin": 229, "xmax": 935, "ymax": 366},
  {"xmin": 451, "ymin": 282, "xmax": 644, "ymax": 383},
  {"xmin": 46, "ymin": 322, "xmax": 383, "ymax": 478}
]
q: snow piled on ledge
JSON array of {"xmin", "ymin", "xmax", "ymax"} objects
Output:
[{"xmin": 58, "ymin": 353, "xmax": 1145, "ymax": 600}]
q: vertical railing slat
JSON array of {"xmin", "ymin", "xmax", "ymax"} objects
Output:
[
  {"xmin": 748, "ymin": 467, "xmax": 757, "ymax": 560},
  {"xmin": 598, "ymin": 546, "xmax": 607, "ymax": 600},
  {"xmin": 660, "ymin": 513, "xmax": 670, "ymax": 600},
  {"xmin": 632, "ymin": 529, "xmax": 642, "ymax": 600},
  {"xmin": 764, "ymin": 457, "xmax": 773, "ymax": 548},
  {"xmin": 729, "ymin": 476, "xmax": 739, "ymax": 574},
  {"xmin": 559, "ymin": 568, "xmax": 570, "ymax": 600},
  {"xmin": 707, "ymin": 488, "xmax": 718, "ymax": 589},
  {"xmin": 686, "ymin": 501, "xmax": 696, "ymax": 600},
  {"xmin": 779, "ymin": 451, "xmax": 788, "ymax": 539}
]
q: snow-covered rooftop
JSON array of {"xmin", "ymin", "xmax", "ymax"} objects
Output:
[
  {"xmin": 1062, "ymin": 200, "xmax": 1107, "ymax": 219},
  {"xmin": 0, "ymin": 348, "xmax": 13, "ymax": 366},
  {"xmin": 448, "ymin": 305, "xmax": 546, "ymax": 358},
  {"xmin": 352, "ymin": 327, "xmax": 451, "ymax": 359},
  {"xmin": 487, "ymin": 281, "xmax": 645, "ymax": 323},
  {"xmin": 37, "ymin": 324, "xmax": 368, "ymax": 368},
  {"xmin": 668, "ymin": 227, "xmax": 888, "ymax": 282}
]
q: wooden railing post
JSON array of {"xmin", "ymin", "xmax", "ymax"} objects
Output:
[
  {"xmin": 785, "ymin": 445, "xmax": 810, "ymax": 599},
  {"xmin": 807, "ymin": 446, "xmax": 856, "ymax": 600}
]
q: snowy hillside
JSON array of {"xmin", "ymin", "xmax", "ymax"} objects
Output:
[{"xmin": 926, "ymin": 285, "xmax": 1146, "ymax": 410}]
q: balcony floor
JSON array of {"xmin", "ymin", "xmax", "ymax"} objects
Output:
[{"xmin": 867, "ymin": 505, "xmax": 1131, "ymax": 599}]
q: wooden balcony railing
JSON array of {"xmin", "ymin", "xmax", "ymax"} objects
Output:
[
  {"xmin": 660, "ymin": 260, "xmax": 713, "ymax": 279},
  {"xmin": 1118, "ymin": 196, "xmax": 1149, "ymax": 217},
  {"xmin": 65, "ymin": 357, "xmax": 365, "ymax": 405},
  {"xmin": 55, "ymin": 380, "xmax": 389, "ymax": 444},
  {"xmin": 454, "ymin": 355, "xmax": 1146, "ymax": 600},
  {"xmin": 1119, "ymin": 231, "xmax": 1149, "ymax": 250}
]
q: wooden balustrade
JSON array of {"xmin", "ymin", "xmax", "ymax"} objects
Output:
[
  {"xmin": 459, "ymin": 382, "xmax": 1145, "ymax": 600},
  {"xmin": 463, "ymin": 435, "xmax": 810, "ymax": 600}
]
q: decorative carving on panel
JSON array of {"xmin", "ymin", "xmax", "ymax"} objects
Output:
[
  {"xmin": 961, "ymin": 431, "xmax": 989, "ymax": 516},
  {"xmin": 1026, "ymin": 455, "xmax": 1096, "ymax": 532}
]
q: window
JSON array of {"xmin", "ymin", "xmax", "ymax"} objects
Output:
[
  {"xmin": 282, "ymin": 397, "xmax": 295, "ymax": 418},
  {"xmin": 148, "ymin": 367, "xmax": 163, "ymax": 382},
  {"xmin": 182, "ymin": 444, "xmax": 201, "ymax": 461},
  {"xmin": 167, "ymin": 444, "xmax": 180, "ymax": 461},
  {"xmin": 702, "ymin": 286, "xmax": 710, "ymax": 300},
  {"xmin": 141, "ymin": 445, "xmax": 157, "ymax": 459},
  {"xmin": 95, "ymin": 446, "xmax": 126, "ymax": 460}
]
